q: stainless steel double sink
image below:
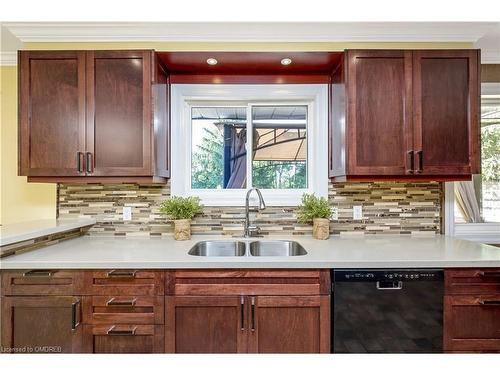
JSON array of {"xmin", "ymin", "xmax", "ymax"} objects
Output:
[{"xmin": 188, "ymin": 240, "xmax": 307, "ymax": 257}]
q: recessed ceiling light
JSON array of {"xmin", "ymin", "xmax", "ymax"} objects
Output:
[
  {"xmin": 281, "ymin": 58, "xmax": 292, "ymax": 66},
  {"xmin": 206, "ymin": 58, "xmax": 218, "ymax": 66}
]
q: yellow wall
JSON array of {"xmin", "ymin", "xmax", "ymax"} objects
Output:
[
  {"xmin": 0, "ymin": 41, "xmax": 473, "ymax": 225},
  {"xmin": 0, "ymin": 66, "xmax": 56, "ymax": 225}
]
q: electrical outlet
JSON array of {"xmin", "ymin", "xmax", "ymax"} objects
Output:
[
  {"xmin": 330, "ymin": 206, "xmax": 339, "ymax": 220},
  {"xmin": 353, "ymin": 205, "xmax": 363, "ymax": 220},
  {"xmin": 123, "ymin": 206, "xmax": 132, "ymax": 221}
]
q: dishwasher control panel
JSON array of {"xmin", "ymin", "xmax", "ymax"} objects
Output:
[{"xmin": 333, "ymin": 269, "xmax": 444, "ymax": 282}]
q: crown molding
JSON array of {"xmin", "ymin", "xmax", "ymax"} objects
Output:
[
  {"xmin": 2, "ymin": 22, "xmax": 496, "ymax": 43},
  {"xmin": 0, "ymin": 51, "xmax": 17, "ymax": 66},
  {"xmin": 481, "ymin": 49, "xmax": 500, "ymax": 64}
]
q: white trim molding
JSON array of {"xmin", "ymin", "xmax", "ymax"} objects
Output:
[
  {"xmin": 0, "ymin": 51, "xmax": 17, "ymax": 66},
  {"xmin": 2, "ymin": 22, "xmax": 497, "ymax": 43},
  {"xmin": 170, "ymin": 84, "xmax": 328, "ymax": 206}
]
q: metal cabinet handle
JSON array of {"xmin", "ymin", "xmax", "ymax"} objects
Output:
[
  {"xmin": 107, "ymin": 326, "xmax": 137, "ymax": 336},
  {"xmin": 71, "ymin": 300, "xmax": 81, "ymax": 331},
  {"xmin": 480, "ymin": 300, "xmax": 500, "ymax": 306},
  {"xmin": 250, "ymin": 297, "xmax": 256, "ymax": 332},
  {"xmin": 415, "ymin": 150, "xmax": 423, "ymax": 173},
  {"xmin": 376, "ymin": 281, "xmax": 403, "ymax": 290},
  {"xmin": 240, "ymin": 296, "xmax": 245, "ymax": 331},
  {"xmin": 23, "ymin": 270, "xmax": 56, "ymax": 277},
  {"xmin": 76, "ymin": 152, "xmax": 85, "ymax": 173},
  {"xmin": 406, "ymin": 151, "xmax": 414, "ymax": 174},
  {"xmin": 106, "ymin": 297, "xmax": 137, "ymax": 306},
  {"xmin": 85, "ymin": 152, "xmax": 94, "ymax": 174},
  {"xmin": 478, "ymin": 271, "xmax": 500, "ymax": 278},
  {"xmin": 106, "ymin": 270, "xmax": 137, "ymax": 278}
]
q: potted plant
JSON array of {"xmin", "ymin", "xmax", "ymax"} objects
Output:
[
  {"xmin": 297, "ymin": 193, "xmax": 332, "ymax": 240},
  {"xmin": 159, "ymin": 196, "xmax": 204, "ymax": 240}
]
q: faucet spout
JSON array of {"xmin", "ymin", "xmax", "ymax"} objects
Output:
[{"xmin": 244, "ymin": 188, "xmax": 266, "ymax": 237}]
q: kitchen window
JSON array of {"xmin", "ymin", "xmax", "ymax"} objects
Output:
[
  {"xmin": 445, "ymin": 82, "xmax": 500, "ymax": 242},
  {"xmin": 171, "ymin": 85, "xmax": 328, "ymax": 205}
]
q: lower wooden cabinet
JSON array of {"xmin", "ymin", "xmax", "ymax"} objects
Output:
[
  {"xmin": 165, "ymin": 295, "xmax": 330, "ymax": 353},
  {"xmin": 83, "ymin": 325, "xmax": 164, "ymax": 353},
  {"xmin": 1, "ymin": 296, "xmax": 83, "ymax": 353}
]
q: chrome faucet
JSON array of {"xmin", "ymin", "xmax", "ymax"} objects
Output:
[{"xmin": 244, "ymin": 188, "xmax": 266, "ymax": 237}]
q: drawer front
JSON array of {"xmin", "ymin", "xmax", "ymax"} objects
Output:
[
  {"xmin": 84, "ymin": 270, "xmax": 164, "ymax": 296},
  {"xmin": 445, "ymin": 269, "xmax": 500, "ymax": 295},
  {"xmin": 83, "ymin": 325, "xmax": 164, "ymax": 353},
  {"xmin": 83, "ymin": 296, "xmax": 164, "ymax": 324},
  {"xmin": 1, "ymin": 270, "xmax": 83, "ymax": 296},
  {"xmin": 167, "ymin": 269, "xmax": 330, "ymax": 296},
  {"xmin": 444, "ymin": 295, "xmax": 500, "ymax": 352}
]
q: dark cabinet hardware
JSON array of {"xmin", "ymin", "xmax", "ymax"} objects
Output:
[
  {"xmin": 479, "ymin": 300, "xmax": 500, "ymax": 306},
  {"xmin": 72, "ymin": 299, "xmax": 81, "ymax": 330},
  {"xmin": 407, "ymin": 151, "xmax": 414, "ymax": 173},
  {"xmin": 22, "ymin": 270, "xmax": 56, "ymax": 277},
  {"xmin": 416, "ymin": 150, "xmax": 423, "ymax": 173},
  {"xmin": 106, "ymin": 298, "xmax": 137, "ymax": 306},
  {"xmin": 478, "ymin": 271, "xmax": 500, "ymax": 278},
  {"xmin": 85, "ymin": 152, "xmax": 94, "ymax": 174},
  {"xmin": 106, "ymin": 270, "xmax": 137, "ymax": 278},
  {"xmin": 77, "ymin": 152, "xmax": 85, "ymax": 173},
  {"xmin": 106, "ymin": 326, "xmax": 137, "ymax": 336},
  {"xmin": 250, "ymin": 297, "xmax": 256, "ymax": 332},
  {"xmin": 240, "ymin": 296, "xmax": 245, "ymax": 331}
]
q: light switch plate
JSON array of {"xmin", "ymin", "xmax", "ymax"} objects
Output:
[
  {"xmin": 330, "ymin": 206, "xmax": 339, "ymax": 220},
  {"xmin": 353, "ymin": 205, "xmax": 363, "ymax": 220},
  {"xmin": 123, "ymin": 206, "xmax": 132, "ymax": 221}
]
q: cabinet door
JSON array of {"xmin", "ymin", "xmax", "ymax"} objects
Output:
[
  {"xmin": 83, "ymin": 325, "xmax": 163, "ymax": 353},
  {"xmin": 413, "ymin": 50, "xmax": 480, "ymax": 175},
  {"xmin": 18, "ymin": 51, "xmax": 86, "ymax": 176},
  {"xmin": 444, "ymin": 295, "xmax": 500, "ymax": 352},
  {"xmin": 86, "ymin": 50, "xmax": 153, "ymax": 176},
  {"xmin": 248, "ymin": 295, "xmax": 330, "ymax": 353},
  {"xmin": 346, "ymin": 50, "xmax": 413, "ymax": 176},
  {"xmin": 165, "ymin": 296, "xmax": 247, "ymax": 353},
  {"xmin": 1, "ymin": 296, "xmax": 83, "ymax": 353}
]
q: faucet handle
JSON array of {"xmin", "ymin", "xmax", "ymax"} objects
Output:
[{"xmin": 247, "ymin": 225, "xmax": 262, "ymax": 237}]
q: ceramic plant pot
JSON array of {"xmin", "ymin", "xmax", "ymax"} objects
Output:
[
  {"xmin": 174, "ymin": 219, "xmax": 191, "ymax": 241},
  {"xmin": 312, "ymin": 218, "xmax": 330, "ymax": 240}
]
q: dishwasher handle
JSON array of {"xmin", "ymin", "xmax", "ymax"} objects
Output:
[{"xmin": 376, "ymin": 281, "xmax": 403, "ymax": 290}]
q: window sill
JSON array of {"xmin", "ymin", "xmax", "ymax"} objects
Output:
[{"xmin": 453, "ymin": 222, "xmax": 500, "ymax": 244}]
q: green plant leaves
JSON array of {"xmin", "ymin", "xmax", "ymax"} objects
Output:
[
  {"xmin": 296, "ymin": 193, "xmax": 332, "ymax": 224},
  {"xmin": 159, "ymin": 196, "xmax": 204, "ymax": 220}
]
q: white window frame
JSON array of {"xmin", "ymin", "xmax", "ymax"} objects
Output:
[
  {"xmin": 171, "ymin": 84, "xmax": 328, "ymax": 206},
  {"xmin": 444, "ymin": 82, "xmax": 500, "ymax": 244}
]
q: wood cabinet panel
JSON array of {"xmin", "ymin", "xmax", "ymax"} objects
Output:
[
  {"xmin": 346, "ymin": 50, "xmax": 412, "ymax": 175},
  {"xmin": 248, "ymin": 295, "xmax": 330, "ymax": 353},
  {"xmin": 445, "ymin": 268, "xmax": 500, "ymax": 295},
  {"xmin": 167, "ymin": 269, "xmax": 330, "ymax": 296},
  {"xmin": 1, "ymin": 296, "xmax": 83, "ymax": 353},
  {"xmin": 86, "ymin": 50, "xmax": 152, "ymax": 176},
  {"xmin": 83, "ymin": 324, "xmax": 163, "ymax": 353},
  {"xmin": 412, "ymin": 50, "xmax": 480, "ymax": 175},
  {"xmin": 18, "ymin": 51, "xmax": 86, "ymax": 176},
  {"xmin": 83, "ymin": 296, "xmax": 164, "ymax": 325},
  {"xmin": 444, "ymin": 295, "xmax": 500, "ymax": 352},
  {"xmin": 83, "ymin": 270, "xmax": 164, "ymax": 296},
  {"xmin": 165, "ymin": 296, "xmax": 247, "ymax": 353},
  {"xmin": 1, "ymin": 270, "xmax": 83, "ymax": 296}
]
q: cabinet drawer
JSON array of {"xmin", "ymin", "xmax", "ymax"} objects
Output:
[
  {"xmin": 167, "ymin": 269, "xmax": 331, "ymax": 296},
  {"xmin": 444, "ymin": 295, "xmax": 500, "ymax": 352},
  {"xmin": 83, "ymin": 324, "xmax": 164, "ymax": 353},
  {"xmin": 83, "ymin": 270, "xmax": 164, "ymax": 295},
  {"xmin": 83, "ymin": 296, "xmax": 163, "ymax": 324},
  {"xmin": 445, "ymin": 269, "xmax": 500, "ymax": 295},
  {"xmin": 1, "ymin": 270, "xmax": 83, "ymax": 296}
]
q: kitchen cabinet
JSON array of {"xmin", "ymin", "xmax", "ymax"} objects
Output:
[
  {"xmin": 165, "ymin": 270, "xmax": 331, "ymax": 353},
  {"xmin": 329, "ymin": 49, "xmax": 480, "ymax": 181},
  {"xmin": 18, "ymin": 50, "xmax": 170, "ymax": 183},
  {"xmin": 1, "ymin": 296, "xmax": 83, "ymax": 353},
  {"xmin": 83, "ymin": 325, "xmax": 164, "ymax": 353},
  {"xmin": 444, "ymin": 269, "xmax": 500, "ymax": 353}
]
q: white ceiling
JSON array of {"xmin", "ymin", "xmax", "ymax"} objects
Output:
[{"xmin": 1, "ymin": 22, "xmax": 499, "ymax": 64}]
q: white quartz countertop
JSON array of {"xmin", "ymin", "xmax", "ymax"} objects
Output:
[
  {"xmin": 0, "ymin": 218, "xmax": 97, "ymax": 247},
  {"xmin": 0, "ymin": 234, "xmax": 499, "ymax": 269}
]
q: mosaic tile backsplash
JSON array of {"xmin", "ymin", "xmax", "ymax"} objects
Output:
[{"xmin": 57, "ymin": 182, "xmax": 442, "ymax": 237}]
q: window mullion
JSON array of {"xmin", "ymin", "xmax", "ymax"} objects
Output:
[{"xmin": 246, "ymin": 104, "xmax": 253, "ymax": 189}]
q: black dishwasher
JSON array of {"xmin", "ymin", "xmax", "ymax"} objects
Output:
[{"xmin": 332, "ymin": 269, "xmax": 444, "ymax": 353}]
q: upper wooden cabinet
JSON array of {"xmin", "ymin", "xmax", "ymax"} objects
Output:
[
  {"xmin": 329, "ymin": 49, "xmax": 480, "ymax": 181},
  {"xmin": 18, "ymin": 50, "xmax": 170, "ymax": 183}
]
